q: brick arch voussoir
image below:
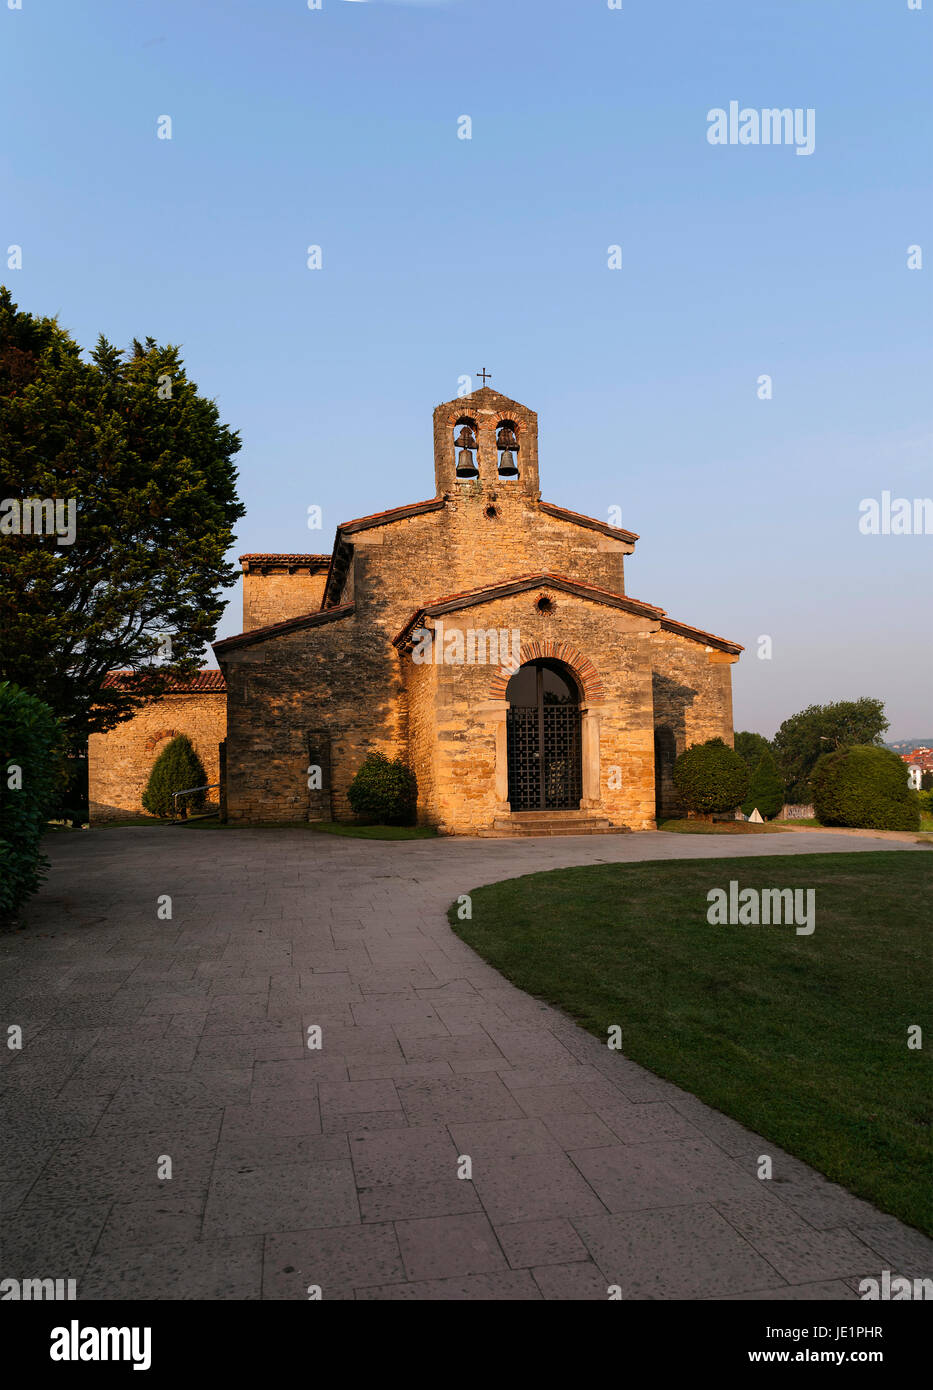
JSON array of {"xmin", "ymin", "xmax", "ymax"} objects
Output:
[
  {"xmin": 145, "ymin": 728, "xmax": 181, "ymax": 753},
  {"xmin": 489, "ymin": 639, "xmax": 607, "ymax": 705}
]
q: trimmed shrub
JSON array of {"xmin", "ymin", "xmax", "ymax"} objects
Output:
[
  {"xmin": 0, "ymin": 681, "xmax": 66, "ymax": 922},
  {"xmin": 142, "ymin": 734, "xmax": 207, "ymax": 819},
  {"xmin": 741, "ymin": 748, "xmax": 785, "ymax": 820},
  {"xmin": 347, "ymin": 752, "xmax": 417, "ymax": 825},
  {"xmin": 811, "ymin": 744, "xmax": 920, "ymax": 832},
  {"xmin": 672, "ymin": 737, "xmax": 749, "ymax": 817},
  {"xmin": 918, "ymin": 788, "xmax": 933, "ymax": 818}
]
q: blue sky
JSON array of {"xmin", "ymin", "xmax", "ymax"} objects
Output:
[{"xmin": 2, "ymin": 0, "xmax": 930, "ymax": 738}]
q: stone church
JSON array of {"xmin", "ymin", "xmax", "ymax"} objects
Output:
[{"xmin": 89, "ymin": 387, "xmax": 741, "ymax": 834}]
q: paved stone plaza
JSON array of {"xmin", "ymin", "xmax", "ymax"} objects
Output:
[{"xmin": 2, "ymin": 828, "xmax": 930, "ymax": 1300}]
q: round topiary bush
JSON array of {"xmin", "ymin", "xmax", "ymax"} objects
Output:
[
  {"xmin": 811, "ymin": 744, "xmax": 920, "ymax": 832},
  {"xmin": 741, "ymin": 748, "xmax": 785, "ymax": 820},
  {"xmin": 672, "ymin": 736, "xmax": 749, "ymax": 818},
  {"xmin": 0, "ymin": 681, "xmax": 66, "ymax": 922},
  {"xmin": 142, "ymin": 734, "xmax": 207, "ymax": 819},
  {"xmin": 347, "ymin": 752, "xmax": 417, "ymax": 825}
]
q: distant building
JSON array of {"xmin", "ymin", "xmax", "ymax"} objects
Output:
[{"xmin": 901, "ymin": 747, "xmax": 933, "ymax": 772}]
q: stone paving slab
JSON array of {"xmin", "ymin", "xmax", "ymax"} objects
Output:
[{"xmin": 1, "ymin": 826, "xmax": 930, "ymax": 1301}]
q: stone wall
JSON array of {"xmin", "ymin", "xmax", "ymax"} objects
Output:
[
  {"xmin": 649, "ymin": 628, "xmax": 737, "ymax": 819},
  {"xmin": 400, "ymin": 591, "xmax": 659, "ymax": 834},
  {"xmin": 216, "ymin": 391, "xmax": 738, "ymax": 832},
  {"xmin": 88, "ymin": 693, "xmax": 226, "ymax": 823},
  {"xmin": 219, "ymin": 501, "xmax": 737, "ymax": 830},
  {"xmin": 220, "ymin": 612, "xmax": 405, "ymax": 824},
  {"xmin": 336, "ymin": 495, "xmax": 632, "ymax": 630},
  {"xmin": 242, "ymin": 557, "xmax": 329, "ymax": 631}
]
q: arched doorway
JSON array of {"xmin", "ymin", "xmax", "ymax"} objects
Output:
[{"xmin": 506, "ymin": 659, "xmax": 583, "ymax": 811}]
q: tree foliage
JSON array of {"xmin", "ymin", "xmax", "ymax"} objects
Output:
[
  {"xmin": 347, "ymin": 752, "xmax": 418, "ymax": 825},
  {"xmin": 672, "ymin": 737, "xmax": 749, "ymax": 816},
  {"xmin": 741, "ymin": 748, "xmax": 785, "ymax": 820},
  {"xmin": 0, "ymin": 287, "xmax": 244, "ymax": 748},
  {"xmin": 772, "ymin": 698, "xmax": 889, "ymax": 803},
  {"xmin": 734, "ymin": 730, "xmax": 773, "ymax": 771},
  {"xmin": 0, "ymin": 681, "xmax": 66, "ymax": 920},
  {"xmin": 141, "ymin": 734, "xmax": 207, "ymax": 819},
  {"xmin": 811, "ymin": 745, "xmax": 919, "ymax": 832}
]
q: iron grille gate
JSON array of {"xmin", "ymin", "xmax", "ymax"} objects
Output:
[{"xmin": 506, "ymin": 703, "xmax": 583, "ymax": 811}]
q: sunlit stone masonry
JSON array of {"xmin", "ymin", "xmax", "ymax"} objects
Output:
[{"xmin": 90, "ymin": 386, "xmax": 742, "ymax": 833}]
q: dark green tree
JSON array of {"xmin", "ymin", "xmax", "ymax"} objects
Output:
[
  {"xmin": 141, "ymin": 735, "xmax": 207, "ymax": 819},
  {"xmin": 0, "ymin": 288, "xmax": 244, "ymax": 749},
  {"xmin": 0, "ymin": 681, "xmax": 66, "ymax": 920},
  {"xmin": 741, "ymin": 748, "xmax": 785, "ymax": 819},
  {"xmin": 811, "ymin": 745, "xmax": 919, "ymax": 832},
  {"xmin": 734, "ymin": 730, "xmax": 773, "ymax": 771},
  {"xmin": 672, "ymin": 737, "xmax": 749, "ymax": 818},
  {"xmin": 772, "ymin": 698, "xmax": 889, "ymax": 803},
  {"xmin": 347, "ymin": 752, "xmax": 418, "ymax": 825}
]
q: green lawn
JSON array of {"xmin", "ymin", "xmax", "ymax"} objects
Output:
[
  {"xmin": 659, "ymin": 818, "xmax": 787, "ymax": 835},
  {"xmin": 450, "ymin": 851, "xmax": 932, "ymax": 1232}
]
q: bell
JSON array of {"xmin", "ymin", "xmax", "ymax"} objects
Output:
[
  {"xmin": 454, "ymin": 426, "xmax": 476, "ymax": 450},
  {"xmin": 497, "ymin": 450, "xmax": 518, "ymax": 477},
  {"xmin": 456, "ymin": 449, "xmax": 478, "ymax": 478},
  {"xmin": 496, "ymin": 426, "xmax": 518, "ymax": 451}
]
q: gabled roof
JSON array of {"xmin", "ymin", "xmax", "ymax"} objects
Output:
[
  {"xmin": 392, "ymin": 573, "xmax": 743, "ymax": 655},
  {"xmin": 102, "ymin": 669, "xmax": 226, "ymax": 692},
  {"xmin": 321, "ymin": 500, "xmax": 447, "ymax": 608},
  {"xmin": 443, "ymin": 385, "xmax": 535, "ymax": 415},
  {"xmin": 212, "ymin": 603, "xmax": 354, "ymax": 655},
  {"xmin": 392, "ymin": 574, "xmax": 665, "ymax": 647},
  {"xmin": 320, "ymin": 496, "xmax": 639, "ymax": 610},
  {"xmin": 658, "ymin": 617, "xmax": 743, "ymax": 654},
  {"xmin": 337, "ymin": 498, "xmax": 446, "ymax": 536},
  {"xmin": 538, "ymin": 501, "xmax": 638, "ymax": 545}
]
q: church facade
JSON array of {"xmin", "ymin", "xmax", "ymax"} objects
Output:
[{"xmin": 208, "ymin": 387, "xmax": 742, "ymax": 834}]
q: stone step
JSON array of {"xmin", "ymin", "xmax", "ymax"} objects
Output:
[
  {"xmin": 487, "ymin": 812, "xmax": 627, "ymax": 837},
  {"xmin": 478, "ymin": 825, "xmax": 629, "ymax": 837}
]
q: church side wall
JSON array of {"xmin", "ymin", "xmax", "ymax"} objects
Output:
[
  {"xmin": 220, "ymin": 617, "xmax": 405, "ymax": 823},
  {"xmin": 88, "ymin": 693, "xmax": 226, "ymax": 823},
  {"xmin": 649, "ymin": 629, "xmax": 737, "ymax": 818}
]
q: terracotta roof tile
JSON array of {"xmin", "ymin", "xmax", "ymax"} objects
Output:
[
  {"xmin": 658, "ymin": 618, "xmax": 743, "ymax": 655},
  {"xmin": 102, "ymin": 669, "xmax": 226, "ymax": 692},
  {"xmin": 337, "ymin": 499, "xmax": 445, "ymax": 535},
  {"xmin": 239, "ymin": 553, "xmax": 331, "ymax": 565}
]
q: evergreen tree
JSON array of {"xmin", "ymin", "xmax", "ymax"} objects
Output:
[
  {"xmin": 142, "ymin": 735, "xmax": 207, "ymax": 819},
  {"xmin": 0, "ymin": 288, "xmax": 244, "ymax": 750},
  {"xmin": 741, "ymin": 748, "xmax": 785, "ymax": 819},
  {"xmin": 734, "ymin": 730, "xmax": 772, "ymax": 771}
]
